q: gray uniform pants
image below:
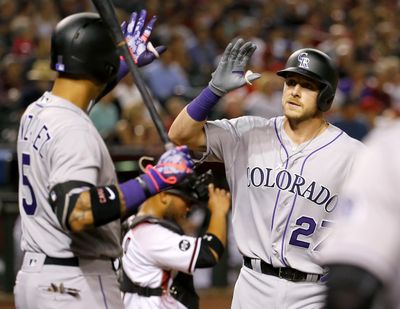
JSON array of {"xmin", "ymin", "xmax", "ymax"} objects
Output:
[
  {"xmin": 231, "ymin": 266, "xmax": 326, "ymax": 309},
  {"xmin": 14, "ymin": 252, "xmax": 123, "ymax": 309}
]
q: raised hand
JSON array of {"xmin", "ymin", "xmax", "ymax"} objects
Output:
[
  {"xmin": 117, "ymin": 9, "xmax": 166, "ymax": 80},
  {"xmin": 139, "ymin": 146, "xmax": 194, "ymax": 195},
  {"xmin": 209, "ymin": 38, "xmax": 261, "ymax": 96},
  {"xmin": 207, "ymin": 184, "xmax": 231, "ymax": 216},
  {"xmin": 122, "ymin": 10, "xmax": 166, "ymax": 67}
]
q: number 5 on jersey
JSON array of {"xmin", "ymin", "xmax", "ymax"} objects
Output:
[{"xmin": 21, "ymin": 153, "xmax": 37, "ymax": 215}]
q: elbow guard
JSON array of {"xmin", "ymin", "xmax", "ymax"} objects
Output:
[
  {"xmin": 49, "ymin": 181, "xmax": 94, "ymax": 230},
  {"xmin": 195, "ymin": 233, "xmax": 225, "ymax": 268},
  {"xmin": 49, "ymin": 181, "xmax": 122, "ymax": 230}
]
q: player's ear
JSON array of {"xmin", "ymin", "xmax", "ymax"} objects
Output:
[{"xmin": 159, "ymin": 192, "xmax": 172, "ymax": 206}]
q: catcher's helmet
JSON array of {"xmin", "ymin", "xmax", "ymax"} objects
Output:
[
  {"xmin": 50, "ymin": 12, "xmax": 119, "ymax": 84},
  {"xmin": 277, "ymin": 48, "xmax": 338, "ymax": 112},
  {"xmin": 166, "ymin": 170, "xmax": 214, "ymax": 204}
]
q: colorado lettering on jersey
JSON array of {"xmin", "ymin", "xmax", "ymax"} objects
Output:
[
  {"xmin": 247, "ymin": 167, "xmax": 338, "ymax": 212},
  {"xmin": 19, "ymin": 114, "xmax": 51, "ymax": 158}
]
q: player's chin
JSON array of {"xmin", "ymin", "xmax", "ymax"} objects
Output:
[{"xmin": 284, "ymin": 107, "xmax": 304, "ymax": 119}]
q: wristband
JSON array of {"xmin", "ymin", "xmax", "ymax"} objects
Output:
[
  {"xmin": 116, "ymin": 57, "xmax": 129, "ymax": 82},
  {"xmin": 186, "ymin": 87, "xmax": 220, "ymax": 121},
  {"xmin": 119, "ymin": 179, "xmax": 148, "ymax": 215},
  {"xmin": 90, "ymin": 185, "xmax": 121, "ymax": 227}
]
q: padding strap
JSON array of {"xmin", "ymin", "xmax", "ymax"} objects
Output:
[
  {"xmin": 120, "ymin": 270, "xmax": 163, "ymax": 296},
  {"xmin": 49, "ymin": 180, "xmax": 94, "ymax": 230},
  {"xmin": 202, "ymin": 233, "xmax": 225, "ymax": 259}
]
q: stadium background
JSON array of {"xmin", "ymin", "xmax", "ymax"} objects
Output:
[{"xmin": 1, "ymin": 0, "xmax": 400, "ymax": 307}]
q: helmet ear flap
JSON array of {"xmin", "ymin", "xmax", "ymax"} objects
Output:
[{"xmin": 317, "ymin": 84, "xmax": 334, "ymax": 112}]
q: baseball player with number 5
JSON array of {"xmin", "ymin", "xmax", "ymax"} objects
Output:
[
  {"xmin": 169, "ymin": 39, "xmax": 364, "ymax": 308},
  {"xmin": 14, "ymin": 10, "xmax": 192, "ymax": 309}
]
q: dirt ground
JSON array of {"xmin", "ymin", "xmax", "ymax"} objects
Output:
[{"xmin": 0, "ymin": 288, "xmax": 233, "ymax": 309}]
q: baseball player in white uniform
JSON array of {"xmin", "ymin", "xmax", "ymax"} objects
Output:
[
  {"xmin": 322, "ymin": 120, "xmax": 400, "ymax": 309},
  {"xmin": 168, "ymin": 39, "xmax": 364, "ymax": 308},
  {"xmin": 14, "ymin": 11, "xmax": 192, "ymax": 309},
  {"xmin": 121, "ymin": 172, "xmax": 231, "ymax": 309}
]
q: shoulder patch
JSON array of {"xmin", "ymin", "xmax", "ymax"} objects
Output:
[{"xmin": 179, "ymin": 239, "xmax": 191, "ymax": 251}]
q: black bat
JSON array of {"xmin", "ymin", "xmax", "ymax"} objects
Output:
[{"xmin": 91, "ymin": 0, "xmax": 173, "ymax": 150}]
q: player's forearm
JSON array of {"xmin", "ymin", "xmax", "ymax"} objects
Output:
[
  {"xmin": 169, "ymin": 85, "xmax": 223, "ymax": 151},
  {"xmin": 68, "ymin": 179, "xmax": 146, "ymax": 233},
  {"xmin": 169, "ymin": 106, "xmax": 207, "ymax": 151},
  {"xmin": 206, "ymin": 210, "xmax": 228, "ymax": 259}
]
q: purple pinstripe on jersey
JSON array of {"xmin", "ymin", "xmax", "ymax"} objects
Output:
[
  {"xmin": 279, "ymin": 130, "xmax": 344, "ymax": 266},
  {"xmin": 271, "ymin": 118, "xmax": 290, "ymax": 230},
  {"xmin": 98, "ymin": 275, "xmax": 110, "ymax": 309}
]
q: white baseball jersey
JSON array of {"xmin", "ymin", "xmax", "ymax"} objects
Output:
[
  {"xmin": 122, "ymin": 219, "xmax": 201, "ymax": 309},
  {"xmin": 204, "ymin": 115, "xmax": 363, "ymax": 308},
  {"xmin": 322, "ymin": 120, "xmax": 400, "ymax": 308},
  {"xmin": 14, "ymin": 92, "xmax": 123, "ymax": 309}
]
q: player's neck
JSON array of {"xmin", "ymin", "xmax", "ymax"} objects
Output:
[
  {"xmin": 137, "ymin": 199, "xmax": 164, "ymax": 218},
  {"xmin": 51, "ymin": 77, "xmax": 103, "ymax": 111},
  {"xmin": 283, "ymin": 116, "xmax": 328, "ymax": 145}
]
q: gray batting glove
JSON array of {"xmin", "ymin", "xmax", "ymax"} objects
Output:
[{"xmin": 208, "ymin": 38, "xmax": 261, "ymax": 96}]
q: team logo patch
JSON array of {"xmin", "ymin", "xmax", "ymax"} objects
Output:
[
  {"xmin": 179, "ymin": 240, "xmax": 191, "ymax": 251},
  {"xmin": 297, "ymin": 52, "xmax": 310, "ymax": 69}
]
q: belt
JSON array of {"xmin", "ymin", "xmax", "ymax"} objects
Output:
[
  {"xmin": 44, "ymin": 256, "xmax": 79, "ymax": 267},
  {"xmin": 243, "ymin": 256, "xmax": 321, "ymax": 282}
]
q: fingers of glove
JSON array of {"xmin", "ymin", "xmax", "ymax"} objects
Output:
[
  {"xmin": 141, "ymin": 15, "xmax": 156, "ymax": 43},
  {"xmin": 228, "ymin": 38, "xmax": 245, "ymax": 61},
  {"xmin": 133, "ymin": 10, "xmax": 147, "ymax": 40},
  {"xmin": 219, "ymin": 42, "xmax": 234, "ymax": 64},
  {"xmin": 241, "ymin": 43, "xmax": 257, "ymax": 67},
  {"xmin": 175, "ymin": 145, "xmax": 190, "ymax": 155},
  {"xmin": 127, "ymin": 11, "xmax": 138, "ymax": 37},
  {"xmin": 232, "ymin": 43, "xmax": 255, "ymax": 72},
  {"xmin": 236, "ymin": 41, "xmax": 255, "ymax": 65},
  {"xmin": 158, "ymin": 146, "xmax": 193, "ymax": 168}
]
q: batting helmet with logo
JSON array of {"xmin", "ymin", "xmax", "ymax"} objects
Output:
[
  {"xmin": 277, "ymin": 48, "xmax": 338, "ymax": 112},
  {"xmin": 50, "ymin": 12, "xmax": 119, "ymax": 84}
]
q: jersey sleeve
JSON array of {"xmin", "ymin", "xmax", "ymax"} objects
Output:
[
  {"xmin": 134, "ymin": 224, "xmax": 201, "ymax": 274},
  {"xmin": 48, "ymin": 126, "xmax": 101, "ymax": 187}
]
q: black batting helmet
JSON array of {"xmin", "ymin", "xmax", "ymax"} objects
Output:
[
  {"xmin": 277, "ymin": 48, "xmax": 338, "ymax": 112},
  {"xmin": 50, "ymin": 12, "xmax": 119, "ymax": 84},
  {"xmin": 166, "ymin": 170, "xmax": 214, "ymax": 204}
]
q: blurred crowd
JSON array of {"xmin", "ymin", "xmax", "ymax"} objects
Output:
[{"xmin": 1, "ymin": 0, "xmax": 400, "ymax": 149}]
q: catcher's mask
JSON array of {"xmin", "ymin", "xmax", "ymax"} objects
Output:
[
  {"xmin": 50, "ymin": 12, "xmax": 119, "ymax": 84},
  {"xmin": 165, "ymin": 170, "xmax": 214, "ymax": 205},
  {"xmin": 277, "ymin": 48, "xmax": 338, "ymax": 112}
]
